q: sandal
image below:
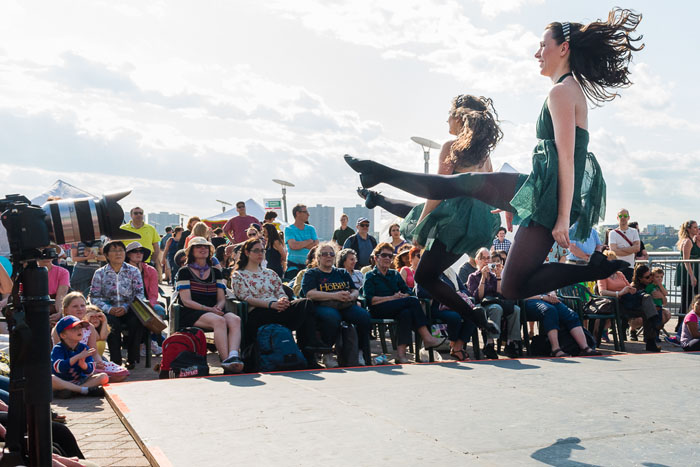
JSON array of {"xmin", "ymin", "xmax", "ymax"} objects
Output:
[
  {"xmin": 424, "ymin": 337, "xmax": 447, "ymax": 351},
  {"xmin": 51, "ymin": 411, "xmax": 67, "ymax": 424},
  {"xmin": 550, "ymin": 348, "xmax": 571, "ymax": 358},
  {"xmin": 449, "ymin": 349, "xmax": 469, "ymax": 361},
  {"xmin": 580, "ymin": 347, "xmax": 601, "ymax": 356}
]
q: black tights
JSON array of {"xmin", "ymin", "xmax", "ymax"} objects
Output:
[
  {"xmin": 354, "ymin": 160, "xmax": 613, "ymax": 299},
  {"xmin": 369, "ymin": 194, "xmax": 416, "ymax": 218}
]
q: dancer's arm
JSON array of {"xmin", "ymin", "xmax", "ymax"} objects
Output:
[{"xmin": 549, "ymin": 85, "xmax": 576, "ymax": 249}]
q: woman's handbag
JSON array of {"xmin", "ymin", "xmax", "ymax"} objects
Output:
[
  {"xmin": 318, "ymin": 299, "xmax": 354, "ymax": 310},
  {"xmin": 439, "ymin": 291, "xmax": 475, "ymax": 311},
  {"xmin": 584, "ymin": 297, "xmax": 614, "ymax": 315},
  {"xmin": 130, "ymin": 296, "xmax": 167, "ymax": 333}
]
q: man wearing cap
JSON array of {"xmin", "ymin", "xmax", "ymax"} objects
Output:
[
  {"xmin": 120, "ymin": 206, "xmax": 162, "ymax": 277},
  {"xmin": 223, "ymin": 201, "xmax": 260, "ymax": 244},
  {"xmin": 343, "ymin": 217, "xmax": 378, "ymax": 270}
]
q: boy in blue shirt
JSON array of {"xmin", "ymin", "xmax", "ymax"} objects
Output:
[{"xmin": 51, "ymin": 316, "xmax": 108, "ymax": 398}]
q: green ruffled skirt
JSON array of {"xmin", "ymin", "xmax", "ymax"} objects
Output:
[
  {"xmin": 400, "ymin": 197, "xmax": 500, "ymax": 257},
  {"xmin": 509, "ymin": 134, "xmax": 606, "ymax": 242}
]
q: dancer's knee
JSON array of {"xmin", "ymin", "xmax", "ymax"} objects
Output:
[{"xmin": 500, "ymin": 278, "xmax": 521, "ymax": 300}]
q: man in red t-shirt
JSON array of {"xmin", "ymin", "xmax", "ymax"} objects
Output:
[{"xmin": 223, "ymin": 201, "xmax": 260, "ymax": 244}]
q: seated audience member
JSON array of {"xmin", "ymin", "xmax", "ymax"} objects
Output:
[
  {"xmin": 175, "ymin": 237, "xmax": 243, "ymax": 373},
  {"xmin": 85, "ymin": 305, "xmax": 110, "ymax": 356},
  {"xmin": 343, "ymin": 217, "xmax": 378, "ymax": 270},
  {"xmin": 647, "ymin": 267, "xmax": 671, "ymax": 329},
  {"xmin": 397, "ymin": 247, "xmax": 420, "ymax": 289},
  {"xmin": 51, "ymin": 316, "xmax": 109, "ymax": 398},
  {"xmin": 178, "ymin": 216, "xmax": 201, "ymax": 251},
  {"xmin": 457, "ymin": 256, "xmax": 478, "ymax": 285},
  {"xmin": 597, "ymin": 252, "xmax": 661, "ymax": 352},
  {"xmin": 70, "ymin": 239, "xmax": 105, "ymax": 295},
  {"xmin": 416, "ymin": 269, "xmax": 476, "ymax": 361},
  {"xmin": 629, "ymin": 264, "xmax": 664, "ymax": 340},
  {"xmin": 284, "ymin": 204, "xmax": 319, "ymax": 281},
  {"xmin": 332, "ymin": 213, "xmax": 354, "ymax": 247},
  {"xmin": 185, "ymin": 221, "xmax": 211, "ymax": 249},
  {"xmin": 291, "ymin": 246, "xmax": 319, "ymax": 298},
  {"xmin": 162, "ymin": 226, "xmax": 184, "ymax": 285},
  {"xmin": 363, "ymin": 242, "xmax": 443, "ymax": 364},
  {"xmin": 680, "ymin": 294, "xmax": 700, "ymax": 351},
  {"xmin": 523, "ymin": 292, "xmax": 601, "ymax": 357},
  {"xmin": 359, "ymin": 256, "xmax": 375, "ymax": 276},
  {"xmin": 467, "ymin": 248, "xmax": 522, "ymax": 359},
  {"xmin": 388, "ymin": 223, "xmax": 407, "ymax": 253},
  {"xmin": 54, "ymin": 292, "xmax": 129, "ymax": 382},
  {"xmin": 89, "ymin": 240, "xmax": 145, "ymax": 369},
  {"xmin": 337, "ymin": 248, "xmax": 364, "ymax": 290},
  {"xmin": 211, "ymin": 227, "xmax": 227, "ymax": 249},
  {"xmin": 125, "ymin": 242, "xmax": 165, "ymax": 351},
  {"xmin": 263, "ymin": 223, "xmax": 287, "ymax": 279},
  {"xmin": 230, "ymin": 238, "xmax": 324, "ymax": 367},
  {"xmin": 302, "ymin": 243, "xmax": 371, "ymax": 367},
  {"xmin": 38, "ymin": 248, "xmax": 69, "ymax": 326},
  {"xmin": 491, "ymin": 227, "xmax": 511, "ymax": 253},
  {"xmin": 544, "ymin": 241, "xmax": 569, "ymax": 263},
  {"xmin": 567, "ymin": 223, "xmax": 602, "ymax": 264}
]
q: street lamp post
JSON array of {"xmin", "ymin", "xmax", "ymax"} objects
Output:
[
  {"xmin": 216, "ymin": 199, "xmax": 232, "ymax": 213},
  {"xmin": 410, "ymin": 136, "xmax": 441, "ymax": 174},
  {"xmin": 272, "ymin": 179, "xmax": 295, "ymax": 222}
]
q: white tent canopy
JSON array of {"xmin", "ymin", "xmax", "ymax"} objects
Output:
[{"xmin": 31, "ymin": 179, "xmax": 95, "ymax": 205}]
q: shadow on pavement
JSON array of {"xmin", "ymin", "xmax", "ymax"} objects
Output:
[{"xmin": 530, "ymin": 437, "xmax": 601, "ymax": 467}]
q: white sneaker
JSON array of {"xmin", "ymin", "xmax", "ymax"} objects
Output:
[
  {"xmin": 357, "ymin": 351, "xmax": 366, "ymax": 366},
  {"xmin": 151, "ymin": 341, "xmax": 162, "ymax": 356},
  {"xmin": 322, "ymin": 353, "xmax": 338, "ymax": 369}
]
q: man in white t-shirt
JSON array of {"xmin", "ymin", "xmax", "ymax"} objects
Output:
[{"xmin": 608, "ymin": 208, "xmax": 640, "ymax": 281}]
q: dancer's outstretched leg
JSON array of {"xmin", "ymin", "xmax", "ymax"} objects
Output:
[
  {"xmin": 357, "ymin": 188, "xmax": 415, "ymax": 218},
  {"xmin": 415, "ymin": 240, "xmax": 498, "ymax": 334},
  {"xmin": 501, "ymin": 223, "xmax": 628, "ymax": 299},
  {"xmin": 345, "ymin": 155, "xmax": 520, "ymax": 211}
]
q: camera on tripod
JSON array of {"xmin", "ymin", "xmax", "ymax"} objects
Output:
[{"xmin": 0, "ymin": 190, "xmax": 138, "ymax": 466}]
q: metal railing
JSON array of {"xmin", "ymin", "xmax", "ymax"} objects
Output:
[{"xmin": 636, "ymin": 252, "xmax": 700, "ymax": 316}]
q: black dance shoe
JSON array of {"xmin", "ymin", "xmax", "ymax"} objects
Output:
[
  {"xmin": 588, "ymin": 251, "xmax": 627, "ymax": 280},
  {"xmin": 343, "ymin": 155, "xmax": 383, "ymax": 188},
  {"xmin": 356, "ymin": 187, "xmax": 380, "ymax": 209}
]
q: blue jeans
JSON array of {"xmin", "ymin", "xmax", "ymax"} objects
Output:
[
  {"xmin": 432, "ymin": 308, "xmax": 475, "ymax": 343},
  {"xmin": 315, "ymin": 304, "xmax": 371, "ymax": 360},
  {"xmin": 369, "ymin": 297, "xmax": 428, "ymax": 346},
  {"xmin": 524, "ymin": 300, "xmax": 581, "ymax": 333},
  {"xmin": 0, "ymin": 375, "xmax": 9, "ymax": 404}
]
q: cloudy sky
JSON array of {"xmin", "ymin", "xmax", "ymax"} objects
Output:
[{"xmin": 0, "ymin": 1, "xmax": 696, "ymax": 230}]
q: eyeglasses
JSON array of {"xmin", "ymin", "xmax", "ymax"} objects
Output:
[
  {"xmin": 643, "ymin": 274, "xmax": 651, "ymax": 280},
  {"xmin": 320, "ymin": 252, "xmax": 336, "ymax": 257},
  {"xmin": 618, "ymin": 214, "xmax": 629, "ymax": 218},
  {"xmin": 247, "ymin": 232, "xmax": 257, "ymax": 237},
  {"xmin": 236, "ymin": 205, "xmax": 245, "ymax": 209},
  {"xmin": 249, "ymin": 248, "xmax": 265, "ymax": 254},
  {"xmin": 132, "ymin": 211, "xmax": 144, "ymax": 215},
  {"xmin": 358, "ymin": 223, "xmax": 370, "ymax": 227},
  {"xmin": 377, "ymin": 252, "xmax": 394, "ymax": 259}
]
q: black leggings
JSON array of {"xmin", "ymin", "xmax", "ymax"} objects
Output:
[{"xmin": 359, "ymin": 162, "xmax": 609, "ymax": 299}]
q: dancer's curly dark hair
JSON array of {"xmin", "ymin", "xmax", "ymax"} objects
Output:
[
  {"xmin": 447, "ymin": 94, "xmax": 503, "ymax": 168},
  {"xmin": 548, "ymin": 8, "xmax": 644, "ymax": 105}
]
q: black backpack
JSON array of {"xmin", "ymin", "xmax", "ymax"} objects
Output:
[
  {"xmin": 256, "ymin": 324, "xmax": 307, "ymax": 372},
  {"xmin": 335, "ymin": 321, "xmax": 359, "ymax": 367}
]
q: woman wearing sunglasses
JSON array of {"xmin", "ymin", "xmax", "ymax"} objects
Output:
[
  {"xmin": 363, "ymin": 243, "xmax": 444, "ymax": 363},
  {"xmin": 302, "ymin": 243, "xmax": 371, "ymax": 367}
]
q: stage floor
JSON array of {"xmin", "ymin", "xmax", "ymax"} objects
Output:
[{"xmin": 107, "ymin": 352, "xmax": 700, "ymax": 466}]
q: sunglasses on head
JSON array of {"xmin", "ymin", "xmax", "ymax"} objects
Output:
[
  {"xmin": 377, "ymin": 252, "xmax": 394, "ymax": 259},
  {"xmin": 320, "ymin": 251, "xmax": 336, "ymax": 257}
]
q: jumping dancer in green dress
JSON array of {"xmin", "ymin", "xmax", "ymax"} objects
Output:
[
  {"xmin": 346, "ymin": 8, "xmax": 643, "ymax": 300},
  {"xmin": 357, "ymin": 95, "xmax": 503, "ymax": 333}
]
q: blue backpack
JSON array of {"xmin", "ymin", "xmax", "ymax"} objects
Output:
[{"xmin": 256, "ymin": 324, "xmax": 307, "ymax": 372}]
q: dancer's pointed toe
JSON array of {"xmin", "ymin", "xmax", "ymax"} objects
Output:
[
  {"xmin": 344, "ymin": 154, "xmax": 363, "ymax": 173},
  {"xmin": 589, "ymin": 251, "xmax": 627, "ymax": 280}
]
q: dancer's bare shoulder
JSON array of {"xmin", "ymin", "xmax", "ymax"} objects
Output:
[
  {"xmin": 455, "ymin": 156, "xmax": 492, "ymax": 174},
  {"xmin": 438, "ymin": 139, "xmax": 458, "ymax": 175}
]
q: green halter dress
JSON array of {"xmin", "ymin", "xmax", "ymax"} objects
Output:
[
  {"xmin": 510, "ymin": 73, "xmax": 606, "ymax": 241},
  {"xmin": 400, "ymin": 176, "xmax": 500, "ymax": 257}
]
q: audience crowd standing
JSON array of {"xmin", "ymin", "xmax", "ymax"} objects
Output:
[{"xmin": 342, "ymin": 217, "xmax": 377, "ymax": 270}]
